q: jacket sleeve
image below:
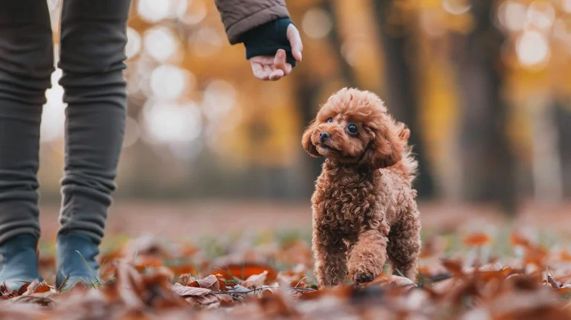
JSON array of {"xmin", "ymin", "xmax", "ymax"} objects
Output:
[{"xmin": 215, "ymin": 0, "xmax": 290, "ymax": 44}]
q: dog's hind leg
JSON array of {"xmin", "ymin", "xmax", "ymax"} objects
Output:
[{"xmin": 387, "ymin": 204, "xmax": 421, "ymax": 280}]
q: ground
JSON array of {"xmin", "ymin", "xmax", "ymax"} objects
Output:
[{"xmin": 2, "ymin": 200, "xmax": 571, "ymax": 319}]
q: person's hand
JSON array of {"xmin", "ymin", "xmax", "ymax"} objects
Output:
[{"xmin": 249, "ymin": 24, "xmax": 303, "ymax": 81}]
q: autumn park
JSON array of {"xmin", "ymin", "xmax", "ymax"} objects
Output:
[{"xmin": 1, "ymin": 0, "xmax": 571, "ymax": 318}]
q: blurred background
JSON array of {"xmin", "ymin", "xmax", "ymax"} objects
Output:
[{"xmin": 37, "ymin": 0, "xmax": 571, "ymax": 238}]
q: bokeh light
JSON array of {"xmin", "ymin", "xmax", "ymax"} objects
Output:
[
  {"xmin": 498, "ymin": 1, "xmax": 527, "ymax": 32},
  {"xmin": 142, "ymin": 101, "xmax": 202, "ymax": 144},
  {"xmin": 137, "ymin": 0, "xmax": 187, "ymax": 23},
  {"xmin": 180, "ymin": 1, "xmax": 207, "ymax": 25},
  {"xmin": 144, "ymin": 26, "xmax": 179, "ymax": 62},
  {"xmin": 201, "ymin": 80, "xmax": 236, "ymax": 122},
  {"xmin": 137, "ymin": 0, "xmax": 170, "ymax": 23},
  {"xmin": 126, "ymin": 27, "xmax": 142, "ymax": 59},
  {"xmin": 553, "ymin": 19, "xmax": 571, "ymax": 53},
  {"xmin": 301, "ymin": 8, "xmax": 332, "ymax": 39},
  {"xmin": 527, "ymin": 1, "xmax": 556, "ymax": 30},
  {"xmin": 516, "ymin": 30, "xmax": 550, "ymax": 67},
  {"xmin": 189, "ymin": 27, "xmax": 224, "ymax": 57},
  {"xmin": 150, "ymin": 65, "xmax": 193, "ymax": 101},
  {"xmin": 442, "ymin": 0, "xmax": 471, "ymax": 15}
]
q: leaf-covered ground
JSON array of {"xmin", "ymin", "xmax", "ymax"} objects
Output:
[{"xmin": 3, "ymin": 222, "xmax": 571, "ymax": 320}]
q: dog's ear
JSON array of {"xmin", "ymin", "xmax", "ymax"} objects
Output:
[
  {"xmin": 396, "ymin": 122, "xmax": 411, "ymax": 142},
  {"xmin": 360, "ymin": 118, "xmax": 404, "ymax": 169},
  {"xmin": 302, "ymin": 121, "xmax": 320, "ymax": 157}
]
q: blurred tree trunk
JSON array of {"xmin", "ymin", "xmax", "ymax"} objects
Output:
[
  {"xmin": 321, "ymin": 0, "xmax": 358, "ymax": 87},
  {"xmin": 450, "ymin": 0, "xmax": 517, "ymax": 214},
  {"xmin": 372, "ymin": 0, "xmax": 435, "ymax": 198},
  {"xmin": 555, "ymin": 102, "xmax": 571, "ymax": 198},
  {"xmin": 530, "ymin": 102, "xmax": 563, "ymax": 202}
]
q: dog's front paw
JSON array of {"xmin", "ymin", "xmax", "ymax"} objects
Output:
[
  {"xmin": 349, "ymin": 264, "xmax": 381, "ymax": 285},
  {"xmin": 353, "ymin": 272, "xmax": 375, "ymax": 284}
]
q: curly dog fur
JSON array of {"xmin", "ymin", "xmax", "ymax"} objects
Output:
[{"xmin": 302, "ymin": 88, "xmax": 421, "ymax": 287}]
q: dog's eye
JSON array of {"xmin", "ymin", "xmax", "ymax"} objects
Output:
[
  {"xmin": 326, "ymin": 117, "xmax": 334, "ymax": 123},
  {"xmin": 346, "ymin": 123, "xmax": 358, "ymax": 136}
]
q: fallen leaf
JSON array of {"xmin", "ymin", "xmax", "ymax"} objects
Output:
[
  {"xmin": 172, "ymin": 283, "xmax": 212, "ymax": 297},
  {"xmin": 464, "ymin": 232, "xmax": 491, "ymax": 247},
  {"xmin": 243, "ymin": 271, "xmax": 269, "ymax": 288},
  {"xmin": 441, "ymin": 259, "xmax": 464, "ymax": 277},
  {"xmin": 209, "ymin": 263, "xmax": 277, "ymax": 282}
]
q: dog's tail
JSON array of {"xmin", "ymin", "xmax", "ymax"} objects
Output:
[{"xmin": 393, "ymin": 123, "xmax": 418, "ymax": 184}]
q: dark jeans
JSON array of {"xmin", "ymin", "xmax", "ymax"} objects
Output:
[{"xmin": 0, "ymin": 0, "xmax": 131, "ymax": 245}]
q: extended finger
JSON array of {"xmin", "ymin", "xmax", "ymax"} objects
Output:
[
  {"xmin": 273, "ymin": 49, "xmax": 288, "ymax": 73},
  {"xmin": 269, "ymin": 68, "xmax": 285, "ymax": 81},
  {"xmin": 287, "ymin": 24, "xmax": 303, "ymax": 62}
]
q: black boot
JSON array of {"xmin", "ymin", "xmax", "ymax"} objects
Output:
[
  {"xmin": 56, "ymin": 233, "xmax": 100, "ymax": 291},
  {"xmin": 0, "ymin": 234, "xmax": 42, "ymax": 290}
]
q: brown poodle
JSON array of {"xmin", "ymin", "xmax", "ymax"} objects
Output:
[{"xmin": 302, "ymin": 88, "xmax": 421, "ymax": 287}]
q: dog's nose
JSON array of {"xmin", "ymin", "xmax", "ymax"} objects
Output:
[{"xmin": 320, "ymin": 132, "xmax": 330, "ymax": 143}]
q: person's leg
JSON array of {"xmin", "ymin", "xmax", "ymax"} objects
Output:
[
  {"xmin": 0, "ymin": 0, "xmax": 53, "ymax": 289},
  {"xmin": 56, "ymin": 0, "xmax": 130, "ymax": 289}
]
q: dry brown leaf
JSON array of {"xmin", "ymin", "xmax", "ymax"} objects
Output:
[
  {"xmin": 169, "ymin": 264, "xmax": 197, "ymax": 276},
  {"xmin": 258, "ymin": 291, "xmax": 299, "ymax": 318},
  {"xmin": 22, "ymin": 281, "xmax": 52, "ymax": 295},
  {"xmin": 370, "ymin": 274, "xmax": 416, "ymax": 290},
  {"xmin": 116, "ymin": 260, "xmax": 146, "ymax": 309},
  {"xmin": 172, "ymin": 283, "xmax": 212, "ymax": 297},
  {"xmin": 511, "ymin": 232, "xmax": 533, "ymax": 248},
  {"xmin": 559, "ymin": 250, "xmax": 571, "ymax": 262},
  {"xmin": 441, "ymin": 259, "xmax": 464, "ymax": 277},
  {"xmin": 186, "ymin": 294, "xmax": 220, "ymax": 308},
  {"xmin": 209, "ymin": 263, "xmax": 277, "ymax": 282},
  {"xmin": 125, "ymin": 235, "xmax": 173, "ymax": 259},
  {"xmin": 277, "ymin": 270, "xmax": 307, "ymax": 288},
  {"xmin": 195, "ymin": 275, "xmax": 220, "ymax": 290},
  {"xmin": 475, "ymin": 267, "xmax": 518, "ymax": 282},
  {"xmin": 488, "ymin": 288, "xmax": 563, "ymax": 319},
  {"xmin": 464, "ymin": 232, "xmax": 491, "ymax": 247},
  {"xmin": 243, "ymin": 270, "xmax": 269, "ymax": 288}
]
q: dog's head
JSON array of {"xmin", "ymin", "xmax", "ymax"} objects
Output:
[{"xmin": 302, "ymin": 88, "xmax": 408, "ymax": 169}]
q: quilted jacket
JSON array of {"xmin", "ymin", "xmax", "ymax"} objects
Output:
[{"xmin": 215, "ymin": 0, "xmax": 290, "ymax": 44}]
